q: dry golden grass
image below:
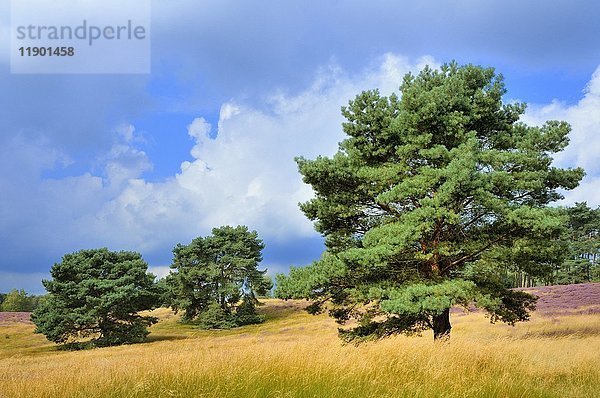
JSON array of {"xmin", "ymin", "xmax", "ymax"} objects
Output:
[{"xmin": 0, "ymin": 300, "xmax": 599, "ymax": 398}]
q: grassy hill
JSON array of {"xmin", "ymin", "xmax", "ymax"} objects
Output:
[{"xmin": 0, "ymin": 284, "xmax": 599, "ymax": 397}]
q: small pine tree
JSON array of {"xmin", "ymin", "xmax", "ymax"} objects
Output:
[
  {"xmin": 235, "ymin": 295, "xmax": 264, "ymax": 326},
  {"xmin": 32, "ymin": 248, "xmax": 160, "ymax": 348},
  {"xmin": 197, "ymin": 303, "xmax": 238, "ymax": 329},
  {"xmin": 166, "ymin": 225, "xmax": 271, "ymax": 329}
]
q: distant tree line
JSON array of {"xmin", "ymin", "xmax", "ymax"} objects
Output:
[
  {"xmin": 506, "ymin": 202, "xmax": 600, "ymax": 287},
  {"xmin": 0, "ymin": 289, "xmax": 45, "ymax": 312}
]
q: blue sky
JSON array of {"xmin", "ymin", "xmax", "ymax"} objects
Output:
[{"xmin": 1, "ymin": 0, "xmax": 600, "ymax": 294}]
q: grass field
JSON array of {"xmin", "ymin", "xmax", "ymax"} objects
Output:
[{"xmin": 1, "ymin": 285, "xmax": 599, "ymax": 398}]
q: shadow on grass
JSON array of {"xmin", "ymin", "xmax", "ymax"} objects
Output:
[
  {"xmin": 258, "ymin": 300, "xmax": 309, "ymax": 322},
  {"xmin": 146, "ymin": 334, "xmax": 190, "ymax": 343},
  {"xmin": 521, "ymin": 326, "xmax": 600, "ymax": 339}
]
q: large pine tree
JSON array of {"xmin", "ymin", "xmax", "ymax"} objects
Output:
[{"xmin": 276, "ymin": 62, "xmax": 584, "ymax": 341}]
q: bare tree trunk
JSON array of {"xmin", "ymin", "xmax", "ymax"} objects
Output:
[{"xmin": 432, "ymin": 308, "xmax": 451, "ymax": 341}]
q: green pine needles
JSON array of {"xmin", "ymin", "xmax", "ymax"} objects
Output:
[{"xmin": 276, "ymin": 62, "xmax": 584, "ymax": 341}]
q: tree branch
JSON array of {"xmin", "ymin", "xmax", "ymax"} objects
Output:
[{"xmin": 441, "ymin": 235, "xmax": 506, "ymax": 274}]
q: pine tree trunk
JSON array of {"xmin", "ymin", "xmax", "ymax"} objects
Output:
[{"xmin": 432, "ymin": 308, "xmax": 451, "ymax": 341}]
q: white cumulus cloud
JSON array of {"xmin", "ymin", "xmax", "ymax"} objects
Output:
[
  {"xmin": 84, "ymin": 53, "xmax": 435, "ymax": 252},
  {"xmin": 523, "ymin": 66, "xmax": 600, "ymax": 206}
]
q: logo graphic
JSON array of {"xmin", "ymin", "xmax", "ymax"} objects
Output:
[{"xmin": 11, "ymin": 0, "xmax": 151, "ymax": 74}]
